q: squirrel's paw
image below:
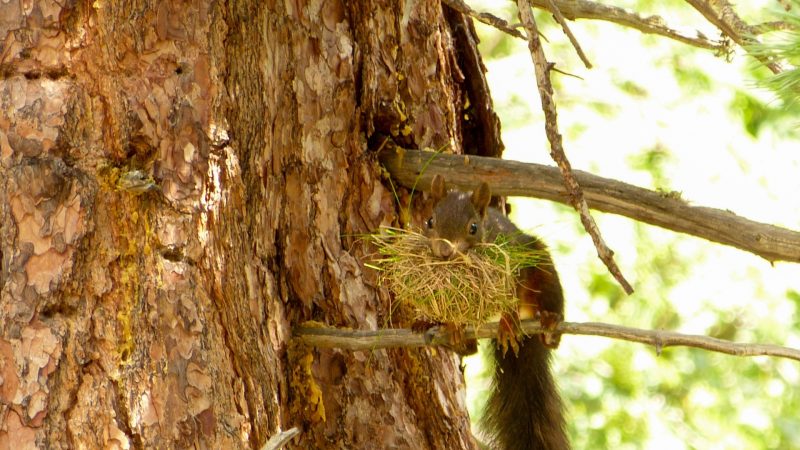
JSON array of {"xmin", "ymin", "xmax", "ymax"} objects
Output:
[
  {"xmin": 497, "ymin": 315, "xmax": 521, "ymax": 356},
  {"xmin": 538, "ymin": 310, "xmax": 563, "ymax": 349},
  {"xmin": 414, "ymin": 321, "xmax": 477, "ymax": 355},
  {"xmin": 411, "ymin": 319, "xmax": 438, "ymax": 334}
]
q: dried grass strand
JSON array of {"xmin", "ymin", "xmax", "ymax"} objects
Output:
[{"xmin": 368, "ymin": 228, "xmax": 546, "ymax": 326}]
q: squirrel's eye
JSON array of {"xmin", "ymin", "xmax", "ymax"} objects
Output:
[
  {"xmin": 469, "ymin": 223, "xmax": 479, "ymax": 235},
  {"xmin": 426, "ymin": 217, "xmax": 434, "ymax": 229}
]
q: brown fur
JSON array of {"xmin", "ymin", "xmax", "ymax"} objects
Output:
[{"xmin": 426, "ymin": 175, "xmax": 569, "ymax": 450}]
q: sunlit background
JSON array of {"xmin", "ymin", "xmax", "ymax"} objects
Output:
[{"xmin": 463, "ymin": 1, "xmax": 800, "ymax": 448}]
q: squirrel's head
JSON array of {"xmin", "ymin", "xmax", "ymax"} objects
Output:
[{"xmin": 424, "ymin": 174, "xmax": 491, "ymax": 259}]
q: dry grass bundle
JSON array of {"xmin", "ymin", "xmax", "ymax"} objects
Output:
[{"xmin": 367, "ymin": 227, "xmax": 547, "ymax": 327}]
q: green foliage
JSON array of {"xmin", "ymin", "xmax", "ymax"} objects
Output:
[
  {"xmin": 787, "ymin": 289, "xmax": 800, "ymax": 311},
  {"xmin": 746, "ymin": 9, "xmax": 800, "ymax": 104},
  {"xmin": 587, "ymin": 271, "xmax": 624, "ymax": 309},
  {"xmin": 731, "ymin": 91, "xmax": 773, "ymax": 137},
  {"xmin": 469, "ymin": 2, "xmax": 800, "ymax": 448},
  {"xmin": 633, "ymin": 0, "xmax": 687, "ymax": 11},
  {"xmin": 586, "ymin": 100, "xmax": 621, "ymax": 117},
  {"xmin": 483, "ymin": 33, "xmax": 517, "ymax": 60},
  {"xmin": 471, "ymin": 2, "xmax": 518, "ymax": 60},
  {"xmin": 616, "ymin": 79, "xmax": 649, "ymax": 98},
  {"xmin": 671, "ymin": 58, "xmax": 714, "ymax": 94},
  {"xmin": 499, "ymin": 93, "xmax": 536, "ymax": 129},
  {"xmin": 627, "ymin": 144, "xmax": 673, "ymax": 188}
]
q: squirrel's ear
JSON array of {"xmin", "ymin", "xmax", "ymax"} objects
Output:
[
  {"xmin": 471, "ymin": 182, "xmax": 491, "ymax": 216},
  {"xmin": 431, "ymin": 174, "xmax": 447, "ymax": 201}
]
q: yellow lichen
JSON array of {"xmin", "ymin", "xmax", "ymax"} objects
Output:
[{"xmin": 288, "ymin": 343, "xmax": 326, "ymax": 424}]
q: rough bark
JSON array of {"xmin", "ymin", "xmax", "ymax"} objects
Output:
[{"xmin": 1, "ymin": 1, "xmax": 482, "ymax": 448}]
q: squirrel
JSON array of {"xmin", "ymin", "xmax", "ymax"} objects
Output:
[{"xmin": 424, "ymin": 174, "xmax": 569, "ymax": 450}]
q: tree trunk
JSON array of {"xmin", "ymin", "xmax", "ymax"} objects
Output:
[{"xmin": 1, "ymin": 1, "xmax": 492, "ymax": 448}]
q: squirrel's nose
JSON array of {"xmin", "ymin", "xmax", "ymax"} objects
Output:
[{"xmin": 431, "ymin": 239, "xmax": 456, "ymax": 259}]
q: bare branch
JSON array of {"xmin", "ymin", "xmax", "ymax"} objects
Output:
[
  {"xmin": 294, "ymin": 321, "xmax": 800, "ymax": 362},
  {"xmin": 377, "ymin": 146, "xmax": 800, "ymax": 264},
  {"xmin": 443, "ymin": 0, "xmax": 724, "ymax": 53},
  {"xmin": 532, "ymin": 0, "xmax": 724, "ymax": 52},
  {"xmin": 442, "ymin": 0, "xmax": 527, "ymax": 40},
  {"xmin": 517, "ymin": 0, "xmax": 634, "ymax": 294}
]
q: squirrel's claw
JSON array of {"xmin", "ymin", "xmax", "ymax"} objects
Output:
[
  {"xmin": 497, "ymin": 314, "xmax": 521, "ymax": 356},
  {"xmin": 538, "ymin": 310, "xmax": 563, "ymax": 349}
]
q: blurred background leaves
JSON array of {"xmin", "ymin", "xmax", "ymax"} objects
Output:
[{"xmin": 463, "ymin": 1, "xmax": 800, "ymax": 448}]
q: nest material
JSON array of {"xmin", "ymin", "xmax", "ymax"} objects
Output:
[{"xmin": 368, "ymin": 227, "xmax": 546, "ymax": 327}]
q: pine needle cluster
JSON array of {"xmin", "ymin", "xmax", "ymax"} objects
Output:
[
  {"xmin": 747, "ymin": 12, "xmax": 800, "ymax": 103},
  {"xmin": 367, "ymin": 227, "xmax": 546, "ymax": 326}
]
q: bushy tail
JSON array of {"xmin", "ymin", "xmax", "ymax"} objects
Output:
[{"xmin": 481, "ymin": 337, "xmax": 569, "ymax": 450}]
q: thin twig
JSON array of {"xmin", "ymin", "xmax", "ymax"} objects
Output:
[
  {"xmin": 684, "ymin": 0, "xmax": 784, "ymax": 74},
  {"xmin": 517, "ymin": 0, "xmax": 634, "ymax": 294},
  {"xmin": 442, "ymin": 0, "xmax": 527, "ymax": 40},
  {"xmin": 752, "ymin": 20, "xmax": 797, "ymax": 34},
  {"xmin": 544, "ymin": 0, "xmax": 592, "ymax": 68},
  {"xmin": 260, "ymin": 427, "xmax": 300, "ymax": 450},
  {"xmin": 532, "ymin": 0, "xmax": 724, "ymax": 52},
  {"xmin": 444, "ymin": 0, "xmax": 725, "ymax": 54},
  {"xmin": 294, "ymin": 321, "xmax": 800, "ymax": 362}
]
